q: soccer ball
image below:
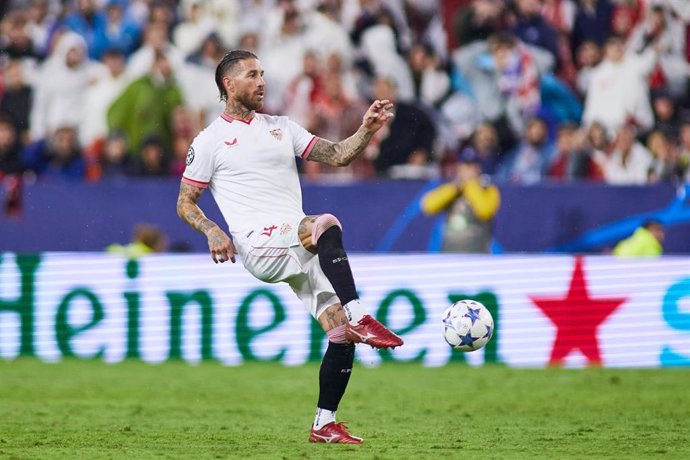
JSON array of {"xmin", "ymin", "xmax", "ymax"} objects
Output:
[{"xmin": 442, "ymin": 300, "xmax": 494, "ymax": 351}]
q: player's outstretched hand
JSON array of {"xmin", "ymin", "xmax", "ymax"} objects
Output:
[
  {"xmin": 362, "ymin": 99, "xmax": 394, "ymax": 133},
  {"xmin": 206, "ymin": 227, "xmax": 236, "ymax": 264}
]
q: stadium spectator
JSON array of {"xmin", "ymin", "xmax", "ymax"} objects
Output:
[
  {"xmin": 627, "ymin": 3, "xmax": 688, "ymax": 96},
  {"xmin": 91, "ymin": 0, "xmax": 141, "ymax": 59},
  {"xmin": 126, "ymin": 22, "xmax": 185, "ymax": 80},
  {"xmin": 370, "ymin": 76, "xmax": 437, "ymax": 179},
  {"xmin": 571, "ymin": 0, "xmax": 614, "ymax": 53},
  {"xmin": 586, "ymin": 120, "xmax": 610, "ymax": 152},
  {"xmin": 306, "ymin": 71, "xmax": 370, "ymax": 180},
  {"xmin": 62, "ymin": 0, "xmax": 104, "ymax": 59},
  {"xmin": 200, "ymin": 0, "xmax": 241, "ymax": 51},
  {"xmin": 612, "ymin": 219, "xmax": 664, "ymax": 257},
  {"xmin": 80, "ymin": 48, "xmax": 129, "ymax": 151},
  {"xmin": 177, "ymin": 49, "xmax": 403, "ymax": 445},
  {"xmin": 303, "ymin": 0, "xmax": 355, "ymax": 65},
  {"xmin": 169, "ymin": 134, "xmax": 190, "ymax": 177},
  {"xmin": 0, "ymin": 59, "xmax": 32, "ymax": 146},
  {"xmin": 131, "ymin": 134, "xmax": 169, "ymax": 177},
  {"xmin": 421, "ymin": 147, "xmax": 500, "ymax": 253},
  {"xmin": 453, "ymin": 0, "xmax": 504, "ymax": 46},
  {"xmin": 185, "ymin": 32, "xmax": 225, "ymax": 69},
  {"xmin": 646, "ymin": 130, "xmax": 681, "ymax": 183},
  {"xmin": 259, "ymin": 6, "xmax": 309, "ymax": 113},
  {"xmin": 401, "ymin": 0, "xmax": 448, "ymax": 60},
  {"xmin": 0, "ymin": 114, "xmax": 22, "ymax": 176},
  {"xmin": 284, "ymin": 51, "xmax": 325, "ymax": 130},
  {"xmin": 547, "ymin": 122, "xmax": 600, "ymax": 180},
  {"xmin": 453, "ymin": 33, "xmax": 544, "ymax": 143},
  {"xmin": 107, "ymin": 50, "xmax": 183, "ymax": 154},
  {"xmin": 574, "ymin": 40, "xmax": 602, "ymax": 97},
  {"xmin": 148, "ymin": 0, "xmax": 176, "ymax": 32},
  {"xmin": 360, "ymin": 22, "xmax": 415, "ymax": 102},
  {"xmin": 582, "ymin": 35, "xmax": 657, "ymax": 135},
  {"xmin": 610, "ymin": 2, "xmax": 637, "ymax": 41},
  {"xmin": 323, "ymin": 51, "xmax": 360, "ymax": 102},
  {"xmin": 511, "ymin": 0, "xmax": 560, "ymax": 63},
  {"xmin": 25, "ymin": 0, "xmax": 58, "ymax": 59},
  {"xmin": 678, "ymin": 120, "xmax": 690, "ymax": 182},
  {"xmin": 99, "ymin": 130, "xmax": 134, "ymax": 179},
  {"xmin": 650, "ymin": 87, "xmax": 681, "ymax": 140},
  {"xmin": 439, "ymin": 90, "xmax": 481, "ymax": 151},
  {"xmin": 542, "ymin": 0, "xmax": 578, "ymax": 85},
  {"xmin": 106, "ymin": 222, "xmax": 168, "ymax": 257},
  {"xmin": 1, "ymin": 10, "xmax": 41, "ymax": 63},
  {"xmin": 466, "ymin": 122, "xmax": 502, "ymax": 175},
  {"xmin": 597, "ymin": 123, "xmax": 653, "ymax": 185},
  {"xmin": 408, "ymin": 42, "xmax": 451, "ymax": 107},
  {"xmin": 29, "ymin": 31, "xmax": 107, "ymax": 142},
  {"xmin": 173, "ymin": 0, "xmax": 217, "ymax": 58},
  {"xmin": 22, "ymin": 125, "xmax": 85, "ymax": 180},
  {"xmin": 499, "ymin": 116, "xmax": 552, "ymax": 184}
]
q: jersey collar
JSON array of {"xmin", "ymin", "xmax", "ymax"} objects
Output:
[{"xmin": 220, "ymin": 113, "xmax": 254, "ymax": 125}]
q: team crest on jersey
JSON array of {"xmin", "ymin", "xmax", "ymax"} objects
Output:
[
  {"xmin": 270, "ymin": 129, "xmax": 283, "ymax": 141},
  {"xmin": 280, "ymin": 223, "xmax": 292, "ymax": 235},
  {"xmin": 186, "ymin": 147, "xmax": 195, "ymax": 166}
]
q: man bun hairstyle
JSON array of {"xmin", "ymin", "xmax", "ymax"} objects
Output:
[{"xmin": 215, "ymin": 49, "xmax": 258, "ymax": 102}]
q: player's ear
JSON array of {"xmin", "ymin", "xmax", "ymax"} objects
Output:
[{"xmin": 224, "ymin": 75, "xmax": 234, "ymax": 95}]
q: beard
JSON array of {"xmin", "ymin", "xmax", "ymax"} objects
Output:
[{"xmin": 237, "ymin": 88, "xmax": 264, "ymax": 112}]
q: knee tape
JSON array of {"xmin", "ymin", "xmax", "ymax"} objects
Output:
[{"xmin": 311, "ymin": 214, "xmax": 342, "ymax": 246}]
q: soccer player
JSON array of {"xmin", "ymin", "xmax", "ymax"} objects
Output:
[{"xmin": 176, "ymin": 50, "xmax": 403, "ymax": 444}]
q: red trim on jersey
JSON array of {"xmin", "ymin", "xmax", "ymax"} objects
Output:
[
  {"xmin": 220, "ymin": 113, "xmax": 254, "ymax": 125},
  {"xmin": 301, "ymin": 136, "xmax": 319, "ymax": 160},
  {"xmin": 247, "ymin": 248, "xmax": 300, "ymax": 266},
  {"xmin": 182, "ymin": 176, "xmax": 209, "ymax": 188}
]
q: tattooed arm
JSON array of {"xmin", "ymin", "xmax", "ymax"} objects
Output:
[
  {"xmin": 308, "ymin": 99, "xmax": 394, "ymax": 167},
  {"xmin": 176, "ymin": 182, "xmax": 236, "ymax": 263}
]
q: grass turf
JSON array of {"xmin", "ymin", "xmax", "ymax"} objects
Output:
[{"xmin": 0, "ymin": 360, "xmax": 689, "ymax": 459}]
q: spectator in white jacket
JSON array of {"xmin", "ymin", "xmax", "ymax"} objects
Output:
[
  {"xmin": 583, "ymin": 35, "xmax": 657, "ymax": 135},
  {"xmin": 29, "ymin": 31, "xmax": 107, "ymax": 141},
  {"xmin": 627, "ymin": 3, "xmax": 689, "ymax": 97},
  {"xmin": 597, "ymin": 124, "xmax": 654, "ymax": 185},
  {"xmin": 79, "ymin": 48, "xmax": 130, "ymax": 149}
]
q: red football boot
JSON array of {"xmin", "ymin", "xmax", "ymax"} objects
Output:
[
  {"xmin": 309, "ymin": 422, "xmax": 363, "ymax": 444},
  {"xmin": 345, "ymin": 315, "xmax": 404, "ymax": 349}
]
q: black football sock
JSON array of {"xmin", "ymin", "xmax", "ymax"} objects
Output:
[
  {"xmin": 317, "ymin": 226, "xmax": 357, "ymax": 306},
  {"xmin": 317, "ymin": 342, "xmax": 355, "ymax": 412}
]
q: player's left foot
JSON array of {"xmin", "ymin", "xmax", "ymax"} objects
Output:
[{"xmin": 309, "ymin": 422, "xmax": 364, "ymax": 444}]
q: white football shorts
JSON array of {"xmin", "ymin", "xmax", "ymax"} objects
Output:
[{"xmin": 234, "ymin": 216, "xmax": 340, "ymax": 319}]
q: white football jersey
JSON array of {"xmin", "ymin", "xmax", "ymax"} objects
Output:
[{"xmin": 182, "ymin": 113, "xmax": 318, "ymax": 239}]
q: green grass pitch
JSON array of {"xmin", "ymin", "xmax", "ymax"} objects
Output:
[{"xmin": 1, "ymin": 360, "xmax": 689, "ymax": 459}]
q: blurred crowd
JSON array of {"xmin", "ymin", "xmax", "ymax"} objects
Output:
[{"xmin": 1, "ymin": 0, "xmax": 690, "ymax": 187}]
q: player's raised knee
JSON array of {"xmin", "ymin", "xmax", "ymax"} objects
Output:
[{"xmin": 312, "ymin": 213, "xmax": 342, "ymax": 246}]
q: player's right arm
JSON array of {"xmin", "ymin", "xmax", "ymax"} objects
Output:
[{"xmin": 176, "ymin": 183, "xmax": 236, "ymax": 264}]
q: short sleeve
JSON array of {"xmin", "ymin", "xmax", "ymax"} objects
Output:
[
  {"xmin": 287, "ymin": 119, "xmax": 319, "ymax": 160},
  {"xmin": 181, "ymin": 137, "xmax": 214, "ymax": 188}
]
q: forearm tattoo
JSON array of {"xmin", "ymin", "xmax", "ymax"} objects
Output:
[
  {"xmin": 308, "ymin": 126, "xmax": 373, "ymax": 167},
  {"xmin": 176, "ymin": 183, "xmax": 219, "ymax": 235}
]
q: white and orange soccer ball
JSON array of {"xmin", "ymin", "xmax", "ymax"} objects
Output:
[{"xmin": 442, "ymin": 300, "xmax": 494, "ymax": 352}]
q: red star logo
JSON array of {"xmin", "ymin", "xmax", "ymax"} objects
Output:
[{"xmin": 530, "ymin": 257, "xmax": 626, "ymax": 367}]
